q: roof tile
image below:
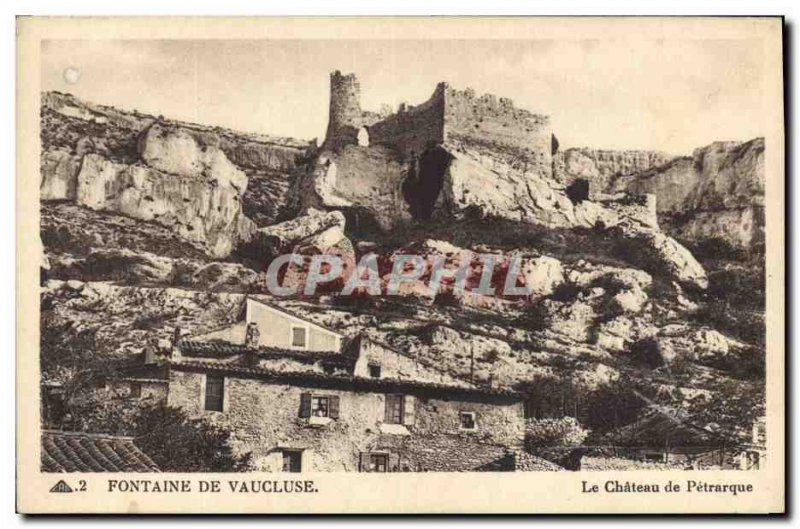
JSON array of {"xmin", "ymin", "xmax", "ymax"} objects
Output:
[{"xmin": 41, "ymin": 431, "xmax": 160, "ymax": 473}]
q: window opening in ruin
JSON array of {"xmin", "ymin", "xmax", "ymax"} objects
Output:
[
  {"xmin": 459, "ymin": 411, "xmax": 477, "ymax": 430},
  {"xmin": 402, "ymin": 147, "xmax": 451, "ymax": 220},
  {"xmin": 566, "ymin": 179, "xmax": 590, "ymax": 205},
  {"xmin": 129, "ymin": 382, "xmax": 142, "ymax": 399},
  {"xmin": 369, "ymin": 454, "xmax": 389, "ymax": 472},
  {"xmin": 204, "ymin": 375, "xmax": 224, "ymax": 412},
  {"xmin": 385, "ymin": 394, "xmax": 404, "ymax": 424},
  {"xmin": 282, "ymin": 450, "xmax": 302, "ymax": 473},
  {"xmin": 311, "ymin": 396, "xmax": 330, "ymax": 417},
  {"xmin": 369, "ymin": 364, "xmax": 382, "ymax": 378},
  {"xmin": 357, "ymin": 126, "xmax": 369, "ymax": 147},
  {"xmin": 291, "ymin": 325, "xmax": 308, "ymax": 349}
]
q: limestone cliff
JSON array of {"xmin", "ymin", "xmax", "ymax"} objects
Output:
[
  {"xmin": 554, "ymin": 138, "xmax": 765, "ymax": 249},
  {"xmin": 611, "ymin": 138, "xmax": 765, "ymax": 248},
  {"xmin": 553, "ymin": 148, "xmax": 674, "ymax": 197},
  {"xmin": 39, "ymin": 92, "xmax": 311, "ymax": 256}
]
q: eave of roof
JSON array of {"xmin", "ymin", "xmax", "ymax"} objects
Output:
[
  {"xmin": 179, "ymin": 340, "xmax": 352, "ymax": 365},
  {"xmin": 169, "ymin": 359, "xmax": 523, "ymax": 399}
]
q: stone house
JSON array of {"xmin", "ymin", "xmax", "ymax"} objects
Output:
[{"xmin": 163, "ymin": 298, "xmax": 528, "ymax": 472}]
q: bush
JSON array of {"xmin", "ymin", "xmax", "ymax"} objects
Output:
[
  {"xmin": 133, "ymin": 404, "xmax": 252, "ymax": 472},
  {"xmin": 524, "ymin": 417, "xmax": 589, "ymax": 449}
]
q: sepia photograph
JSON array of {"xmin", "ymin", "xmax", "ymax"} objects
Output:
[{"xmin": 16, "ymin": 16, "xmax": 785, "ymax": 514}]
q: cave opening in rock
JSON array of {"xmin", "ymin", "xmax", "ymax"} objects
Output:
[
  {"xmin": 402, "ymin": 147, "xmax": 450, "ymax": 220},
  {"xmin": 566, "ymin": 178, "xmax": 590, "ymax": 205}
]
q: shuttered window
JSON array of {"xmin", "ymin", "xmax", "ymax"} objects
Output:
[
  {"xmin": 299, "ymin": 393, "xmax": 340, "ymax": 419},
  {"xmin": 204, "ymin": 375, "xmax": 224, "ymax": 412}
]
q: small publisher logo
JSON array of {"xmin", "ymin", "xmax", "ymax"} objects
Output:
[{"xmin": 49, "ymin": 480, "xmax": 73, "ymax": 493}]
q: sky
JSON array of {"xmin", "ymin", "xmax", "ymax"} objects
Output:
[{"xmin": 41, "ymin": 38, "xmax": 765, "ymax": 154}]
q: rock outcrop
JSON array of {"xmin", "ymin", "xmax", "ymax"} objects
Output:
[
  {"xmin": 40, "ymin": 148, "xmax": 82, "ymax": 200},
  {"xmin": 253, "ymin": 208, "xmax": 350, "ymax": 257},
  {"xmin": 553, "ymin": 148, "xmax": 674, "ymax": 197},
  {"xmin": 613, "ymin": 139, "xmax": 765, "ymax": 249},
  {"xmin": 40, "ymin": 91, "xmax": 311, "ymax": 256},
  {"xmin": 74, "ymin": 150, "xmax": 255, "ymax": 258}
]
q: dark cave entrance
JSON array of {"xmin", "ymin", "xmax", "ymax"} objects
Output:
[
  {"xmin": 402, "ymin": 147, "xmax": 451, "ymax": 220},
  {"xmin": 566, "ymin": 178, "xmax": 590, "ymax": 205}
]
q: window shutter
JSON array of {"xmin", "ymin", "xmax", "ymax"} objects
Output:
[
  {"xmin": 403, "ymin": 395, "xmax": 416, "ymax": 426},
  {"xmin": 384, "ymin": 395, "xmax": 393, "ymax": 423},
  {"xmin": 329, "ymin": 395, "xmax": 340, "ymax": 419},
  {"xmin": 299, "ymin": 392, "xmax": 312, "ymax": 418},
  {"xmin": 359, "ymin": 452, "xmax": 370, "ymax": 472}
]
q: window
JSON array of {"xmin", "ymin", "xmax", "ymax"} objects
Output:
[
  {"xmin": 204, "ymin": 375, "xmax": 224, "ymax": 412},
  {"xmin": 129, "ymin": 382, "xmax": 142, "ymax": 398},
  {"xmin": 311, "ymin": 396, "xmax": 329, "ymax": 417},
  {"xmin": 459, "ymin": 411, "xmax": 477, "ymax": 430},
  {"xmin": 291, "ymin": 326, "xmax": 308, "ymax": 349},
  {"xmin": 385, "ymin": 394, "xmax": 404, "ymax": 425},
  {"xmin": 299, "ymin": 393, "xmax": 340, "ymax": 419},
  {"xmin": 368, "ymin": 364, "xmax": 381, "ymax": 378},
  {"xmin": 282, "ymin": 450, "xmax": 302, "ymax": 473},
  {"xmin": 369, "ymin": 454, "xmax": 388, "ymax": 472}
]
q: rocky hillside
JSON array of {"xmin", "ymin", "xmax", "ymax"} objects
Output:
[{"xmin": 39, "ymin": 91, "xmax": 765, "ymax": 446}]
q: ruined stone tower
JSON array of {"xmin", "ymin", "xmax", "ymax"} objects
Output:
[{"xmin": 323, "ymin": 71, "xmax": 364, "ymax": 150}]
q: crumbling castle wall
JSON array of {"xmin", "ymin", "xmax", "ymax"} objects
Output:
[
  {"xmin": 443, "ymin": 86, "xmax": 553, "ymax": 179},
  {"xmin": 368, "ymin": 85, "xmax": 446, "ymax": 157}
]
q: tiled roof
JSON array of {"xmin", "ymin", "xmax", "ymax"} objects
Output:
[
  {"xmin": 169, "ymin": 359, "xmax": 523, "ymax": 399},
  {"xmin": 179, "ymin": 340, "xmax": 353, "ymax": 366},
  {"xmin": 41, "ymin": 430, "xmax": 160, "ymax": 473}
]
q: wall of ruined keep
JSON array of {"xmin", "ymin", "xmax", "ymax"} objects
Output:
[
  {"xmin": 167, "ymin": 370, "xmax": 524, "ymax": 472},
  {"xmin": 442, "ymin": 86, "xmax": 553, "ymax": 178},
  {"xmin": 367, "ymin": 85, "xmax": 446, "ymax": 158}
]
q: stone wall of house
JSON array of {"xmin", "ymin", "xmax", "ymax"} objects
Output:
[
  {"xmin": 167, "ymin": 369, "xmax": 524, "ymax": 472},
  {"xmin": 100, "ymin": 380, "xmax": 169, "ymax": 403},
  {"xmin": 386, "ymin": 435, "xmax": 515, "ymax": 471},
  {"xmin": 351, "ymin": 336, "xmax": 471, "ymax": 387}
]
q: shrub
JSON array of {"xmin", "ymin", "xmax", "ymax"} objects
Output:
[{"xmin": 524, "ymin": 417, "xmax": 589, "ymax": 449}]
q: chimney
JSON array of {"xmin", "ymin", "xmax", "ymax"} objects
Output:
[
  {"xmin": 245, "ymin": 322, "xmax": 260, "ymax": 349},
  {"xmin": 172, "ymin": 326, "xmax": 184, "ymax": 347},
  {"xmin": 143, "ymin": 338, "xmax": 157, "ymax": 365}
]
